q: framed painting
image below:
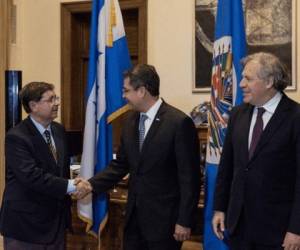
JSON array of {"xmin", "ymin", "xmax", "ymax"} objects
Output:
[{"xmin": 194, "ymin": 0, "xmax": 297, "ymax": 92}]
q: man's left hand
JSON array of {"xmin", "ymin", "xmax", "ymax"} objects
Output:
[
  {"xmin": 173, "ymin": 224, "xmax": 191, "ymax": 242},
  {"xmin": 282, "ymin": 232, "xmax": 300, "ymax": 250}
]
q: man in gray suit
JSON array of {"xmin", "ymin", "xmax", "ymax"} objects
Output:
[{"xmin": 75, "ymin": 64, "xmax": 201, "ymax": 250}]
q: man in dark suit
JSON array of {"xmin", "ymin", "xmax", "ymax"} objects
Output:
[
  {"xmin": 0, "ymin": 82, "xmax": 75, "ymax": 249},
  {"xmin": 212, "ymin": 52, "xmax": 300, "ymax": 250},
  {"xmin": 75, "ymin": 64, "xmax": 201, "ymax": 250}
]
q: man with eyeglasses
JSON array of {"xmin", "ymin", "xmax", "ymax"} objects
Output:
[
  {"xmin": 212, "ymin": 52, "xmax": 300, "ymax": 250},
  {"xmin": 0, "ymin": 82, "xmax": 76, "ymax": 249},
  {"xmin": 74, "ymin": 64, "xmax": 201, "ymax": 250}
]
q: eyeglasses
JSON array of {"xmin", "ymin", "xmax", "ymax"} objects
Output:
[
  {"xmin": 122, "ymin": 86, "xmax": 143, "ymax": 93},
  {"xmin": 40, "ymin": 96, "xmax": 60, "ymax": 104},
  {"xmin": 122, "ymin": 87, "xmax": 135, "ymax": 93}
]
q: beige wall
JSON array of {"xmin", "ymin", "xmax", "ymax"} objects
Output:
[{"xmin": 10, "ymin": 0, "xmax": 300, "ymax": 118}]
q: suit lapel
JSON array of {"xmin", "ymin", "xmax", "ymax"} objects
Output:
[
  {"xmin": 249, "ymin": 95, "xmax": 291, "ymax": 161},
  {"xmin": 130, "ymin": 112, "xmax": 140, "ymax": 156},
  {"xmin": 239, "ymin": 105, "xmax": 253, "ymax": 161},
  {"xmin": 52, "ymin": 125, "xmax": 65, "ymax": 175}
]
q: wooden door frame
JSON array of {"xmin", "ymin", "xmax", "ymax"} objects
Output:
[
  {"xmin": 60, "ymin": 0, "xmax": 147, "ymax": 128},
  {"xmin": 0, "ymin": 0, "xmax": 10, "ymax": 202}
]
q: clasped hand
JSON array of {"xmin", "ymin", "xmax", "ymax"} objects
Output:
[{"xmin": 72, "ymin": 177, "xmax": 93, "ymax": 200}]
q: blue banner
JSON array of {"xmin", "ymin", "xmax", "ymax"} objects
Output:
[{"xmin": 203, "ymin": 0, "xmax": 246, "ymax": 249}]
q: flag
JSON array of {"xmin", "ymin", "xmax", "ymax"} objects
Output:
[
  {"xmin": 77, "ymin": 0, "xmax": 131, "ymax": 237},
  {"xmin": 203, "ymin": 0, "xmax": 246, "ymax": 249}
]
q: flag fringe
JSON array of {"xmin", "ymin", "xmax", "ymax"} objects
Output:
[
  {"xmin": 77, "ymin": 213, "xmax": 94, "ymax": 234},
  {"xmin": 77, "ymin": 212, "xmax": 108, "ymax": 239},
  {"xmin": 107, "ymin": 0, "xmax": 116, "ymax": 47}
]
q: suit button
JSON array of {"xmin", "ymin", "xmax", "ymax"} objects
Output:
[{"xmin": 245, "ymin": 167, "xmax": 249, "ymax": 171}]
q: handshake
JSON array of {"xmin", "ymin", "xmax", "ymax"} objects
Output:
[{"xmin": 71, "ymin": 178, "xmax": 93, "ymax": 200}]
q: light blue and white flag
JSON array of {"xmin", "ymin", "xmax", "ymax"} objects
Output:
[
  {"xmin": 203, "ymin": 0, "xmax": 246, "ymax": 249},
  {"xmin": 78, "ymin": 0, "xmax": 131, "ymax": 237}
]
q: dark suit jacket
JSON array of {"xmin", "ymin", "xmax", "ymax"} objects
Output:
[
  {"xmin": 214, "ymin": 94, "xmax": 300, "ymax": 245},
  {"xmin": 0, "ymin": 117, "xmax": 71, "ymax": 244},
  {"xmin": 89, "ymin": 101, "xmax": 200, "ymax": 241}
]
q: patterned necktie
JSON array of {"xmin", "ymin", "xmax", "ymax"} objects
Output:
[
  {"xmin": 44, "ymin": 130, "xmax": 57, "ymax": 162},
  {"xmin": 138, "ymin": 114, "xmax": 148, "ymax": 151},
  {"xmin": 249, "ymin": 107, "xmax": 265, "ymax": 159}
]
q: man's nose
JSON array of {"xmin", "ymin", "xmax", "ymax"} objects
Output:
[{"xmin": 240, "ymin": 78, "xmax": 246, "ymax": 88}]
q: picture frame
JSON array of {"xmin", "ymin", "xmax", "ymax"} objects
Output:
[{"xmin": 194, "ymin": 0, "xmax": 297, "ymax": 92}]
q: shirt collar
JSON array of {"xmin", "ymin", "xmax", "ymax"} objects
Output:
[
  {"xmin": 30, "ymin": 116, "xmax": 51, "ymax": 136},
  {"xmin": 141, "ymin": 98, "xmax": 163, "ymax": 121},
  {"xmin": 259, "ymin": 92, "xmax": 282, "ymax": 114}
]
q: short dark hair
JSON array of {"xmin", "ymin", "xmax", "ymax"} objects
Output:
[
  {"xmin": 123, "ymin": 64, "xmax": 160, "ymax": 96},
  {"xmin": 19, "ymin": 82, "xmax": 54, "ymax": 113},
  {"xmin": 241, "ymin": 52, "xmax": 290, "ymax": 91}
]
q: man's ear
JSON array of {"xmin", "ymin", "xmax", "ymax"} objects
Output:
[
  {"xmin": 266, "ymin": 77, "xmax": 274, "ymax": 89},
  {"xmin": 137, "ymin": 86, "xmax": 147, "ymax": 97},
  {"xmin": 28, "ymin": 101, "xmax": 37, "ymax": 112}
]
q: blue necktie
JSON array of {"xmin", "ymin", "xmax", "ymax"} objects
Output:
[
  {"xmin": 249, "ymin": 107, "xmax": 265, "ymax": 159},
  {"xmin": 138, "ymin": 114, "xmax": 148, "ymax": 151}
]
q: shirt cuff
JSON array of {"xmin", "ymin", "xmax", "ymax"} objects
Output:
[{"xmin": 67, "ymin": 179, "xmax": 76, "ymax": 194}]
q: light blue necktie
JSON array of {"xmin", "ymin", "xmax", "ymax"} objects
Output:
[{"xmin": 138, "ymin": 114, "xmax": 148, "ymax": 151}]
